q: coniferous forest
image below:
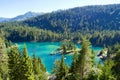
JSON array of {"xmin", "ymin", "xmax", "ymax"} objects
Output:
[{"xmin": 1, "ymin": 4, "xmax": 120, "ymax": 80}]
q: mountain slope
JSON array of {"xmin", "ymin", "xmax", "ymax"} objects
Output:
[
  {"xmin": 0, "ymin": 17, "xmax": 10, "ymax": 22},
  {"xmin": 0, "ymin": 12, "xmax": 43, "ymax": 22},
  {"xmin": 22, "ymin": 4, "xmax": 120, "ymax": 32},
  {"xmin": 10, "ymin": 11, "xmax": 43, "ymax": 21},
  {"xmin": 1, "ymin": 4, "xmax": 120, "ymax": 46}
]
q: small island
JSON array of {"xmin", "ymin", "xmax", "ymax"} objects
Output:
[{"xmin": 50, "ymin": 40, "xmax": 80, "ymax": 55}]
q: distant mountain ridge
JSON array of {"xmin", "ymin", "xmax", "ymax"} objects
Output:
[
  {"xmin": 21, "ymin": 4, "xmax": 120, "ymax": 32},
  {"xmin": 0, "ymin": 17, "xmax": 10, "ymax": 22},
  {"xmin": 1, "ymin": 4, "xmax": 120, "ymax": 46},
  {"xmin": 0, "ymin": 11, "xmax": 43, "ymax": 22}
]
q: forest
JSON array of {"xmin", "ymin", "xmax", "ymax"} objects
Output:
[
  {"xmin": 0, "ymin": 4, "xmax": 120, "ymax": 80},
  {"xmin": 1, "ymin": 4, "xmax": 120, "ymax": 46},
  {"xmin": 1, "ymin": 37, "xmax": 120, "ymax": 80}
]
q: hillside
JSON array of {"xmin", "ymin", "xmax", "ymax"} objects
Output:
[
  {"xmin": 22, "ymin": 4, "xmax": 120, "ymax": 32},
  {"xmin": 0, "ymin": 17, "xmax": 10, "ymax": 22},
  {"xmin": 10, "ymin": 11, "xmax": 43, "ymax": 21},
  {"xmin": 1, "ymin": 4, "xmax": 120, "ymax": 46},
  {"xmin": 0, "ymin": 12, "xmax": 43, "ymax": 22}
]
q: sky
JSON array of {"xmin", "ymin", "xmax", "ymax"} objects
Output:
[{"xmin": 0, "ymin": 0, "xmax": 120, "ymax": 18}]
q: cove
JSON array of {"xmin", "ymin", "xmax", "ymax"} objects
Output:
[{"xmin": 16, "ymin": 42, "xmax": 102, "ymax": 73}]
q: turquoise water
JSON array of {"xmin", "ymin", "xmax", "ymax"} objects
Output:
[{"xmin": 16, "ymin": 42, "xmax": 102, "ymax": 73}]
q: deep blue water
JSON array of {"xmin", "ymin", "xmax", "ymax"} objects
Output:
[{"xmin": 16, "ymin": 42, "xmax": 102, "ymax": 73}]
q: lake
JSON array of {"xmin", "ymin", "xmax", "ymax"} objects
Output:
[{"xmin": 16, "ymin": 42, "xmax": 102, "ymax": 73}]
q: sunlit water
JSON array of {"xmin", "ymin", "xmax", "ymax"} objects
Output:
[{"xmin": 16, "ymin": 42, "xmax": 102, "ymax": 73}]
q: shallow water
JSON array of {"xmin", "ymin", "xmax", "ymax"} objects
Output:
[{"xmin": 16, "ymin": 42, "xmax": 102, "ymax": 73}]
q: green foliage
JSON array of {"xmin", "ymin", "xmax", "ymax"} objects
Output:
[
  {"xmin": 61, "ymin": 40, "xmax": 75, "ymax": 50},
  {"xmin": 1, "ymin": 4, "xmax": 120, "ymax": 46},
  {"xmin": 62, "ymin": 44, "xmax": 67, "ymax": 54},
  {"xmin": 38, "ymin": 58, "xmax": 46, "ymax": 72},
  {"xmin": 1, "ymin": 26, "xmax": 61, "ymax": 42},
  {"xmin": 2, "ymin": 37, "xmax": 120, "ymax": 80},
  {"xmin": 0, "ymin": 37, "xmax": 8, "ymax": 80},
  {"xmin": 112, "ymin": 50, "xmax": 120, "ymax": 80},
  {"xmin": 108, "ymin": 43, "xmax": 120, "ymax": 55},
  {"xmin": 2, "ymin": 4, "xmax": 120, "ymax": 78},
  {"xmin": 20, "ymin": 45, "xmax": 34, "ymax": 80},
  {"xmin": 8, "ymin": 45, "xmax": 34, "ymax": 80},
  {"xmin": 69, "ymin": 49, "xmax": 79, "ymax": 80},
  {"xmin": 0, "ymin": 37, "xmax": 7, "ymax": 62},
  {"xmin": 60, "ymin": 40, "xmax": 76, "ymax": 55},
  {"xmin": 22, "ymin": 4, "xmax": 120, "ymax": 33},
  {"xmin": 70, "ymin": 50, "xmax": 78, "ymax": 73},
  {"xmin": 52, "ymin": 59, "xmax": 61, "ymax": 74},
  {"xmin": 76, "ymin": 38, "xmax": 91, "ymax": 80},
  {"xmin": 32, "ymin": 53, "xmax": 47, "ymax": 80},
  {"xmin": 91, "ymin": 49, "xmax": 96, "ymax": 66},
  {"xmin": 8, "ymin": 44, "xmax": 48, "ymax": 80},
  {"xmin": 33, "ymin": 53, "xmax": 40, "ymax": 75},
  {"xmin": 8, "ymin": 47, "xmax": 21, "ymax": 80},
  {"xmin": 86, "ymin": 67, "xmax": 101, "ymax": 80},
  {"xmin": 0, "ymin": 77, "xmax": 1, "ymax": 80},
  {"xmin": 99, "ymin": 59, "xmax": 115, "ymax": 80},
  {"xmin": 86, "ymin": 49, "xmax": 99, "ymax": 80},
  {"xmin": 52, "ymin": 54, "xmax": 69, "ymax": 80}
]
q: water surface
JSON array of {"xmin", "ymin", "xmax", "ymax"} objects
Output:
[{"xmin": 16, "ymin": 42, "xmax": 102, "ymax": 73}]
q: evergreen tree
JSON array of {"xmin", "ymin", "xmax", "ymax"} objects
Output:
[
  {"xmin": 8, "ymin": 47, "xmax": 21, "ymax": 80},
  {"xmin": 38, "ymin": 58, "xmax": 46, "ymax": 72},
  {"xmin": 52, "ymin": 59, "xmax": 61, "ymax": 77},
  {"xmin": 76, "ymin": 38, "xmax": 91, "ymax": 80},
  {"xmin": 91, "ymin": 49, "xmax": 96, "ymax": 66},
  {"xmin": 0, "ymin": 37, "xmax": 8, "ymax": 80},
  {"xmin": 86, "ymin": 68, "xmax": 100, "ymax": 80},
  {"xmin": 86, "ymin": 49, "xmax": 100, "ymax": 80},
  {"xmin": 56, "ymin": 54, "xmax": 68, "ymax": 80},
  {"xmin": 33, "ymin": 53, "xmax": 40, "ymax": 75},
  {"xmin": 112, "ymin": 50, "xmax": 120, "ymax": 80},
  {"xmin": 21, "ymin": 44, "xmax": 34, "ymax": 80},
  {"xmin": 69, "ymin": 48, "xmax": 79, "ymax": 80},
  {"xmin": 62, "ymin": 44, "xmax": 67, "ymax": 54},
  {"xmin": 32, "ymin": 53, "xmax": 47, "ymax": 80},
  {"xmin": 0, "ymin": 74, "xmax": 2, "ymax": 80},
  {"xmin": 53, "ymin": 54, "xmax": 69, "ymax": 80},
  {"xmin": 99, "ymin": 59, "xmax": 115, "ymax": 80}
]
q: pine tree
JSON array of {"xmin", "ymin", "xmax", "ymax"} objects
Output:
[
  {"xmin": 33, "ymin": 53, "xmax": 40, "ymax": 75},
  {"xmin": 52, "ymin": 59, "xmax": 61, "ymax": 77},
  {"xmin": 62, "ymin": 44, "xmax": 67, "ymax": 54},
  {"xmin": 69, "ymin": 48, "xmax": 79, "ymax": 80},
  {"xmin": 21, "ymin": 44, "xmax": 34, "ymax": 80},
  {"xmin": 53, "ymin": 54, "xmax": 69, "ymax": 80},
  {"xmin": 76, "ymin": 38, "xmax": 91, "ymax": 80},
  {"xmin": 8, "ymin": 47, "xmax": 21, "ymax": 80},
  {"xmin": 32, "ymin": 53, "xmax": 47, "ymax": 80},
  {"xmin": 91, "ymin": 49, "xmax": 96, "ymax": 66},
  {"xmin": 56, "ymin": 54, "xmax": 65, "ymax": 80},
  {"xmin": 99, "ymin": 59, "xmax": 115, "ymax": 80},
  {"xmin": 112, "ymin": 50, "xmax": 120, "ymax": 80},
  {"xmin": 38, "ymin": 58, "xmax": 46, "ymax": 72},
  {"xmin": 0, "ymin": 37, "xmax": 8, "ymax": 80},
  {"xmin": 0, "ymin": 74, "xmax": 2, "ymax": 80},
  {"xmin": 86, "ymin": 49, "xmax": 100, "ymax": 80}
]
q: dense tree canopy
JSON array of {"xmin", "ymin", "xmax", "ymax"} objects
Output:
[
  {"xmin": 0, "ymin": 37, "xmax": 8, "ymax": 80},
  {"xmin": 0, "ymin": 4, "xmax": 120, "ymax": 80},
  {"xmin": 1, "ymin": 4, "xmax": 120, "ymax": 46}
]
